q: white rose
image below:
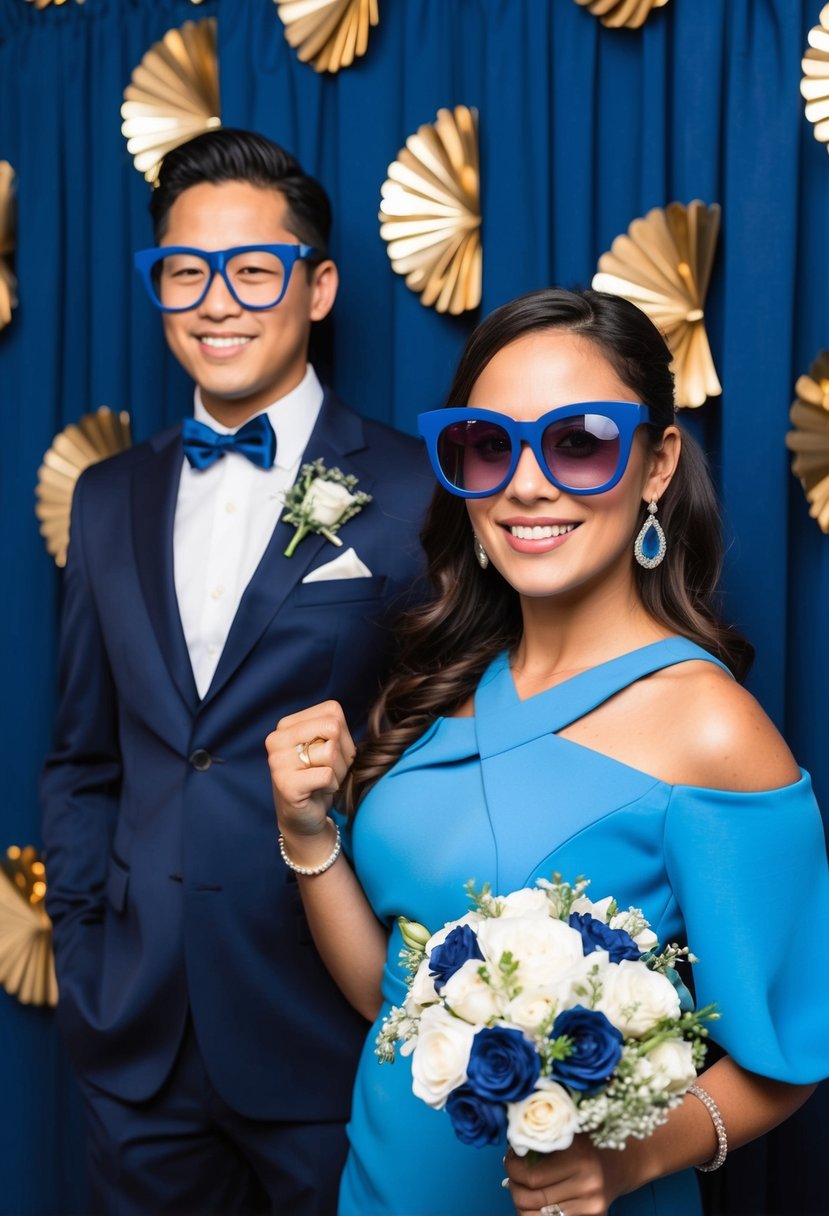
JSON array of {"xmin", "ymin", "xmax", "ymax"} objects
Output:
[
  {"xmin": 476, "ymin": 913, "xmax": 585, "ymax": 991},
  {"xmin": 644, "ymin": 1040, "xmax": 697, "ymax": 1093},
  {"xmin": 571, "ymin": 894, "xmax": 615, "ymax": 922},
  {"xmin": 505, "ymin": 951, "xmax": 605, "ymax": 1031},
  {"xmin": 505, "ymin": 989, "xmax": 559, "ymax": 1035},
  {"xmin": 410, "ymin": 1005, "xmax": 476, "ymax": 1109},
  {"xmin": 598, "ymin": 960, "xmax": 681, "ymax": 1038},
  {"xmin": 498, "ymin": 888, "xmax": 550, "ymax": 917},
  {"xmin": 441, "ymin": 958, "xmax": 504, "ymax": 1024},
  {"xmin": 408, "ymin": 958, "xmax": 440, "ymax": 1011},
  {"xmin": 609, "ymin": 910, "xmax": 658, "ymax": 952},
  {"xmin": 302, "ymin": 477, "xmax": 357, "ymax": 525},
  {"xmin": 507, "ymin": 1080, "xmax": 580, "ymax": 1156}
]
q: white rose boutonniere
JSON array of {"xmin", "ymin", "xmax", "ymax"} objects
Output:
[{"xmin": 282, "ymin": 458, "xmax": 372, "ymax": 557}]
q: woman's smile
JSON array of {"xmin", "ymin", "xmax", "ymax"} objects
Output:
[{"xmin": 499, "ymin": 517, "xmax": 581, "ymax": 552}]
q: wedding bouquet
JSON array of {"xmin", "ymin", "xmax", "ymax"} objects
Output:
[{"xmin": 376, "ymin": 876, "xmax": 716, "ymax": 1155}]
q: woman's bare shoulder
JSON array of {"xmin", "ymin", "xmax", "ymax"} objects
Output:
[{"xmin": 647, "ymin": 660, "xmax": 800, "ymax": 793}]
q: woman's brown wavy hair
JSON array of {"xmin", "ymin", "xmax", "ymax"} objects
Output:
[{"xmin": 342, "ymin": 288, "xmax": 753, "ymax": 815}]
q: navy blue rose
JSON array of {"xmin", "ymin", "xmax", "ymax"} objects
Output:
[
  {"xmin": 568, "ymin": 912, "xmax": 641, "ymax": 962},
  {"xmin": 428, "ymin": 925, "xmax": 485, "ymax": 987},
  {"xmin": 551, "ymin": 1005, "xmax": 623, "ymax": 1091},
  {"xmin": 446, "ymin": 1085, "xmax": 507, "ymax": 1148},
  {"xmin": 465, "ymin": 1026, "xmax": 540, "ymax": 1102}
]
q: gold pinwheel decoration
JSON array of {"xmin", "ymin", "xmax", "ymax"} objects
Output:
[
  {"xmin": 121, "ymin": 18, "xmax": 221, "ymax": 185},
  {"xmin": 592, "ymin": 200, "xmax": 722, "ymax": 408},
  {"xmin": 24, "ymin": 0, "xmax": 85, "ymax": 8},
  {"xmin": 801, "ymin": 5, "xmax": 829, "ymax": 152},
  {"xmin": 573, "ymin": 0, "xmax": 669, "ymax": 30},
  {"xmin": 35, "ymin": 408, "xmax": 132, "ymax": 568},
  {"xmin": 275, "ymin": 0, "xmax": 379, "ymax": 74},
  {"xmin": 0, "ymin": 162, "xmax": 16, "ymax": 332},
  {"xmin": 380, "ymin": 105, "xmax": 481, "ymax": 317},
  {"xmin": 0, "ymin": 846, "xmax": 56, "ymax": 1008},
  {"xmin": 786, "ymin": 352, "xmax": 829, "ymax": 533}
]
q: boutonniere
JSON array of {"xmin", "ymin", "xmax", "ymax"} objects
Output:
[{"xmin": 282, "ymin": 458, "xmax": 372, "ymax": 557}]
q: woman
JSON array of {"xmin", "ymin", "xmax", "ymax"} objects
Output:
[{"xmin": 267, "ymin": 289, "xmax": 829, "ymax": 1216}]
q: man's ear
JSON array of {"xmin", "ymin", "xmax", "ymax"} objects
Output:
[{"xmin": 309, "ymin": 260, "xmax": 338, "ymax": 322}]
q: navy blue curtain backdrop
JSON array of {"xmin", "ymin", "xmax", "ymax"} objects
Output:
[{"xmin": 1, "ymin": 1, "xmax": 827, "ymax": 1212}]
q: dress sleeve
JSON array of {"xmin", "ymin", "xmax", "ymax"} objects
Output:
[{"xmin": 664, "ymin": 772, "xmax": 829, "ymax": 1084}]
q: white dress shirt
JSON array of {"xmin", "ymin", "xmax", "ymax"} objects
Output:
[{"xmin": 173, "ymin": 365, "xmax": 324, "ymax": 697}]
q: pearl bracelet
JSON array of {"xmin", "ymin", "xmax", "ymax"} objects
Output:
[
  {"xmin": 687, "ymin": 1083, "xmax": 728, "ymax": 1172},
  {"xmin": 278, "ymin": 817, "xmax": 342, "ymax": 876}
]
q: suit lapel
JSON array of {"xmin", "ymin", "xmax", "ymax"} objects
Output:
[
  {"xmin": 132, "ymin": 425, "xmax": 200, "ymax": 714},
  {"xmin": 202, "ymin": 393, "xmax": 373, "ymax": 707}
]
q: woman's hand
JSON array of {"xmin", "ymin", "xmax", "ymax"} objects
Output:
[
  {"xmin": 505, "ymin": 1136, "xmax": 635, "ymax": 1216},
  {"xmin": 505, "ymin": 1061, "xmax": 818, "ymax": 1215},
  {"xmin": 266, "ymin": 700, "xmax": 356, "ymax": 840},
  {"xmin": 265, "ymin": 701, "xmax": 387, "ymax": 1019}
]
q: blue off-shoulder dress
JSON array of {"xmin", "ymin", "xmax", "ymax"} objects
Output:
[{"xmin": 338, "ymin": 639, "xmax": 829, "ymax": 1216}]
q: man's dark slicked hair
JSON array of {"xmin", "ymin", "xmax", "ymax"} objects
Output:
[{"xmin": 149, "ymin": 128, "xmax": 332, "ymax": 258}]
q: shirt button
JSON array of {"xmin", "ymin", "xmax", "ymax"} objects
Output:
[
  {"xmin": 189, "ymin": 749, "xmax": 212, "ymax": 771},
  {"xmin": 207, "ymin": 644, "xmax": 218, "ymax": 657},
  {"xmin": 225, "ymin": 501, "xmax": 237, "ymax": 514},
  {"xmin": 210, "ymin": 585, "xmax": 225, "ymax": 600}
]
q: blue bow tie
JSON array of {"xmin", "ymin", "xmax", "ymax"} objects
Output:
[{"xmin": 182, "ymin": 414, "xmax": 277, "ymax": 471}]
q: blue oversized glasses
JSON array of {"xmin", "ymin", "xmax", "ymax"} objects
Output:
[
  {"xmin": 133, "ymin": 243, "xmax": 317, "ymax": 312},
  {"xmin": 418, "ymin": 402, "xmax": 656, "ymax": 498}
]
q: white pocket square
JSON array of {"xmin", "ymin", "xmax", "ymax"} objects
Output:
[{"xmin": 301, "ymin": 547, "xmax": 373, "ymax": 583}]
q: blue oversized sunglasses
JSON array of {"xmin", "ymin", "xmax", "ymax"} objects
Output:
[
  {"xmin": 418, "ymin": 402, "xmax": 656, "ymax": 498},
  {"xmin": 133, "ymin": 243, "xmax": 317, "ymax": 312}
]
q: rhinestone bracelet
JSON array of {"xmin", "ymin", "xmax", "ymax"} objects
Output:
[
  {"xmin": 687, "ymin": 1083, "xmax": 728, "ymax": 1171},
  {"xmin": 278, "ymin": 817, "xmax": 342, "ymax": 876}
]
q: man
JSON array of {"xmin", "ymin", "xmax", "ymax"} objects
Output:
[{"xmin": 40, "ymin": 129, "xmax": 432, "ymax": 1215}]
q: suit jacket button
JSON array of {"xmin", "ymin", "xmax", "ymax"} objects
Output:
[{"xmin": 189, "ymin": 749, "xmax": 212, "ymax": 771}]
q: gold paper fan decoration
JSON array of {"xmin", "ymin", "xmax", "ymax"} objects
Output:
[
  {"xmin": 0, "ymin": 846, "xmax": 56, "ymax": 1008},
  {"xmin": 35, "ymin": 408, "xmax": 132, "ymax": 568},
  {"xmin": 592, "ymin": 200, "xmax": 722, "ymax": 408},
  {"xmin": 275, "ymin": 0, "xmax": 379, "ymax": 74},
  {"xmin": 24, "ymin": 0, "xmax": 85, "ymax": 8},
  {"xmin": 379, "ymin": 105, "xmax": 481, "ymax": 317},
  {"xmin": 121, "ymin": 18, "xmax": 220, "ymax": 185},
  {"xmin": 786, "ymin": 352, "xmax": 829, "ymax": 532},
  {"xmin": 0, "ymin": 162, "xmax": 16, "ymax": 332},
  {"xmin": 801, "ymin": 5, "xmax": 829, "ymax": 151},
  {"xmin": 573, "ymin": 0, "xmax": 669, "ymax": 29}
]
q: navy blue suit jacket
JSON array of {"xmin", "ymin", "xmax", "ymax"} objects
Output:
[{"xmin": 40, "ymin": 390, "xmax": 433, "ymax": 1120}]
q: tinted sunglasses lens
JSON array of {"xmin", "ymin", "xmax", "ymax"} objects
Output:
[
  {"xmin": 542, "ymin": 413, "xmax": 621, "ymax": 490},
  {"xmin": 437, "ymin": 420, "xmax": 513, "ymax": 493}
]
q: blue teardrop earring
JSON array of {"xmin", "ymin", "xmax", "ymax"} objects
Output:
[{"xmin": 634, "ymin": 499, "xmax": 666, "ymax": 569}]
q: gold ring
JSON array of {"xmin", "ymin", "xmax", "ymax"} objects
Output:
[{"xmin": 296, "ymin": 737, "xmax": 325, "ymax": 768}]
